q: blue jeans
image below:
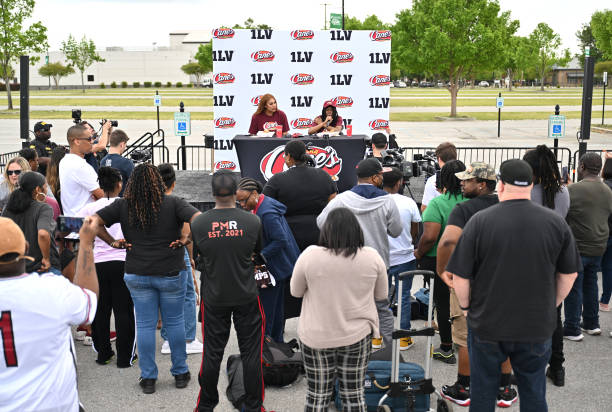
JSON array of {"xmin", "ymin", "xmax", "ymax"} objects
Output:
[
  {"xmin": 468, "ymin": 329, "xmax": 551, "ymax": 412},
  {"xmin": 564, "ymin": 255, "xmax": 602, "ymax": 334},
  {"xmin": 124, "ymin": 272, "xmax": 188, "ymax": 379},
  {"xmin": 388, "ymin": 260, "xmax": 415, "ymax": 330},
  {"xmin": 161, "ymin": 249, "xmax": 197, "ymax": 342},
  {"xmin": 600, "ymin": 237, "xmax": 612, "ymax": 305}
]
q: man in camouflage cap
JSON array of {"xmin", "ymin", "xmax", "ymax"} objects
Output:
[{"xmin": 454, "ymin": 161, "xmax": 497, "ymax": 186}]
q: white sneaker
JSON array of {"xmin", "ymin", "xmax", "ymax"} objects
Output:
[
  {"xmin": 161, "ymin": 340, "xmax": 171, "ymax": 354},
  {"xmin": 82, "ymin": 336, "xmax": 93, "ymax": 346},
  {"xmin": 186, "ymin": 339, "xmax": 203, "ymax": 354},
  {"xmin": 75, "ymin": 331, "xmax": 86, "ymax": 341},
  {"xmin": 581, "ymin": 326, "xmax": 601, "ymax": 336}
]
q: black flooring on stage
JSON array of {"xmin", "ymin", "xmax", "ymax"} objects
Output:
[{"xmin": 173, "ymin": 170, "xmax": 242, "ymax": 211}]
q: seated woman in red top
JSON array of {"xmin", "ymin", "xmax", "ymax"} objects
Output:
[
  {"xmin": 307, "ymin": 100, "xmax": 343, "ymax": 135},
  {"xmin": 248, "ymin": 94, "xmax": 290, "ymax": 136}
]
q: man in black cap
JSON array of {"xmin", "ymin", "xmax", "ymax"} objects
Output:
[
  {"xmin": 446, "ymin": 159, "xmax": 580, "ymax": 411},
  {"xmin": 29, "ymin": 121, "xmax": 57, "ymax": 176},
  {"xmin": 317, "ymin": 158, "xmax": 402, "ymax": 349}
]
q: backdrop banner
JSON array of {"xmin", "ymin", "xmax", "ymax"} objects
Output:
[{"xmin": 212, "ymin": 28, "xmax": 391, "ymax": 171}]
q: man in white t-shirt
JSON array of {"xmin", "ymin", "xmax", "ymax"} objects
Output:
[
  {"xmin": 60, "ymin": 124, "xmax": 104, "ymax": 216},
  {"xmin": 0, "ymin": 216, "xmax": 99, "ymax": 412},
  {"xmin": 421, "ymin": 142, "xmax": 457, "ymax": 212},
  {"xmin": 383, "ymin": 167, "xmax": 422, "ymax": 350}
]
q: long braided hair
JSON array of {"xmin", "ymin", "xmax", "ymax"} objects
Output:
[
  {"xmin": 124, "ymin": 163, "xmax": 165, "ymax": 231},
  {"xmin": 523, "ymin": 145, "xmax": 561, "ymax": 210},
  {"xmin": 440, "ymin": 160, "xmax": 466, "ymax": 200}
]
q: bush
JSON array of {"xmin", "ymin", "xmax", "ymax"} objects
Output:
[
  {"xmin": 121, "ymin": 81, "xmax": 128, "ymax": 88},
  {"xmin": 176, "ymin": 82, "xmax": 183, "ymax": 88},
  {"xmin": 110, "ymin": 81, "xmax": 117, "ymax": 88},
  {"xmin": 0, "ymin": 83, "xmax": 20, "ymax": 91},
  {"xmin": 133, "ymin": 81, "xmax": 140, "ymax": 88},
  {"xmin": 186, "ymin": 83, "xmax": 193, "ymax": 88},
  {"xmin": 154, "ymin": 81, "xmax": 162, "ymax": 88},
  {"xmin": 166, "ymin": 81, "xmax": 172, "ymax": 87},
  {"xmin": 144, "ymin": 81, "xmax": 152, "ymax": 88},
  {"xmin": 100, "ymin": 83, "xmax": 106, "ymax": 89}
]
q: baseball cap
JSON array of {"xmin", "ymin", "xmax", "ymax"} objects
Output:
[
  {"xmin": 34, "ymin": 121, "xmax": 52, "ymax": 132},
  {"xmin": 0, "ymin": 217, "xmax": 34, "ymax": 265},
  {"xmin": 498, "ymin": 159, "xmax": 533, "ymax": 187},
  {"xmin": 323, "ymin": 100, "xmax": 336, "ymax": 108},
  {"xmin": 356, "ymin": 158, "xmax": 383, "ymax": 178},
  {"xmin": 455, "ymin": 162, "xmax": 496, "ymax": 181}
]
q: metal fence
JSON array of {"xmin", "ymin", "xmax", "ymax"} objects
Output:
[
  {"xmin": 176, "ymin": 145, "xmax": 214, "ymax": 171},
  {"xmin": 0, "ymin": 151, "xmax": 22, "ymax": 173}
]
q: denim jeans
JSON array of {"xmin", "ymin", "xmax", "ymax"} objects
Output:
[
  {"xmin": 124, "ymin": 272, "xmax": 188, "ymax": 379},
  {"xmin": 468, "ymin": 329, "xmax": 551, "ymax": 412},
  {"xmin": 388, "ymin": 260, "xmax": 416, "ymax": 330},
  {"xmin": 600, "ymin": 237, "xmax": 612, "ymax": 305},
  {"xmin": 564, "ymin": 255, "xmax": 602, "ymax": 334},
  {"xmin": 161, "ymin": 249, "xmax": 197, "ymax": 342}
]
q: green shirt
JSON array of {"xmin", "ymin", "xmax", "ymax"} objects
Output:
[{"xmin": 422, "ymin": 193, "xmax": 467, "ymax": 257}]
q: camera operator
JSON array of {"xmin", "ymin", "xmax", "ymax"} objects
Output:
[
  {"xmin": 366, "ymin": 130, "xmax": 399, "ymax": 161},
  {"xmin": 28, "ymin": 121, "xmax": 58, "ymax": 176},
  {"xmin": 100, "ymin": 130, "xmax": 134, "ymax": 197},
  {"xmin": 80, "ymin": 120, "xmax": 113, "ymax": 172}
]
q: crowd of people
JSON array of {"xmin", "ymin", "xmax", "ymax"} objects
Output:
[{"xmin": 1, "ymin": 121, "xmax": 611, "ymax": 412}]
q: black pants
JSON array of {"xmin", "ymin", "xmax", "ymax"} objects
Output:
[
  {"xmin": 549, "ymin": 305, "xmax": 565, "ymax": 369},
  {"xmin": 91, "ymin": 261, "xmax": 136, "ymax": 367},
  {"xmin": 417, "ymin": 256, "xmax": 452, "ymax": 345},
  {"xmin": 196, "ymin": 298, "xmax": 265, "ymax": 412}
]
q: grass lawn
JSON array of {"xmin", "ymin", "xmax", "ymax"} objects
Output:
[
  {"xmin": 389, "ymin": 111, "xmax": 609, "ymax": 122},
  {"xmin": 1, "ymin": 98, "xmax": 213, "ymax": 107}
]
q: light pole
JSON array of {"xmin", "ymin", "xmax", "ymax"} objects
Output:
[{"xmin": 321, "ymin": 3, "xmax": 331, "ymax": 29}]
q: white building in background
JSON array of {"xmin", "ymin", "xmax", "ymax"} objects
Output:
[{"xmin": 27, "ymin": 31, "xmax": 211, "ymax": 87}]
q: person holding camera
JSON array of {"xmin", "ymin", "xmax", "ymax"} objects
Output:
[
  {"xmin": 100, "ymin": 130, "xmax": 134, "ymax": 197},
  {"xmin": 28, "ymin": 121, "xmax": 57, "ymax": 176},
  {"xmin": 80, "ymin": 120, "xmax": 113, "ymax": 173},
  {"xmin": 248, "ymin": 94, "xmax": 289, "ymax": 136},
  {"xmin": 307, "ymin": 100, "xmax": 343, "ymax": 135}
]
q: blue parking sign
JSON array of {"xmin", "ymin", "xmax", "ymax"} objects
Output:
[
  {"xmin": 178, "ymin": 122, "xmax": 186, "ymax": 131},
  {"xmin": 553, "ymin": 125, "xmax": 561, "ymax": 134}
]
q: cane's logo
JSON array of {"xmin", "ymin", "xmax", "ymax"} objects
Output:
[
  {"xmin": 291, "ymin": 30, "xmax": 315, "ymax": 40},
  {"xmin": 369, "ymin": 75, "xmax": 391, "ymax": 86},
  {"xmin": 251, "ymin": 95, "xmax": 262, "ymax": 106},
  {"xmin": 369, "ymin": 119, "xmax": 389, "ymax": 130},
  {"xmin": 263, "ymin": 122, "xmax": 278, "ymax": 131},
  {"xmin": 291, "ymin": 73, "xmax": 314, "ymax": 85},
  {"xmin": 330, "ymin": 51, "xmax": 354, "ymax": 63},
  {"xmin": 260, "ymin": 145, "xmax": 343, "ymax": 181},
  {"xmin": 214, "ymin": 161, "xmax": 237, "ymax": 171},
  {"xmin": 290, "ymin": 118, "xmax": 314, "ymax": 129},
  {"xmin": 370, "ymin": 30, "xmax": 391, "ymax": 41},
  {"xmin": 214, "ymin": 117, "xmax": 236, "ymax": 129},
  {"xmin": 251, "ymin": 50, "xmax": 275, "ymax": 62},
  {"xmin": 332, "ymin": 96, "xmax": 354, "ymax": 108},
  {"xmin": 212, "ymin": 28, "xmax": 235, "ymax": 39},
  {"xmin": 214, "ymin": 73, "xmax": 235, "ymax": 84}
]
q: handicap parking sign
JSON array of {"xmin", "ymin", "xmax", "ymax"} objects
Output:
[
  {"xmin": 553, "ymin": 125, "xmax": 561, "ymax": 134},
  {"xmin": 178, "ymin": 122, "xmax": 186, "ymax": 131},
  {"xmin": 174, "ymin": 112, "xmax": 191, "ymax": 136},
  {"xmin": 548, "ymin": 115, "xmax": 565, "ymax": 138}
]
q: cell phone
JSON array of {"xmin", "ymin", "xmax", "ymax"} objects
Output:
[
  {"xmin": 562, "ymin": 166, "xmax": 568, "ymax": 184},
  {"xmin": 58, "ymin": 216, "xmax": 85, "ymax": 233}
]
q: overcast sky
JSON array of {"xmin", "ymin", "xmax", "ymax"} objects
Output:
[{"xmin": 29, "ymin": 0, "xmax": 610, "ymax": 53}]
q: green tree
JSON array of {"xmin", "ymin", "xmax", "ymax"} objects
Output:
[
  {"xmin": 232, "ymin": 18, "xmax": 271, "ymax": 29},
  {"xmin": 529, "ymin": 23, "xmax": 570, "ymax": 91},
  {"xmin": 181, "ymin": 62, "xmax": 207, "ymax": 86},
  {"xmin": 194, "ymin": 42, "xmax": 213, "ymax": 74},
  {"xmin": 503, "ymin": 36, "xmax": 536, "ymax": 91},
  {"xmin": 0, "ymin": 0, "xmax": 48, "ymax": 109},
  {"xmin": 590, "ymin": 10, "xmax": 612, "ymax": 60},
  {"xmin": 344, "ymin": 14, "xmax": 389, "ymax": 30},
  {"xmin": 61, "ymin": 34, "xmax": 104, "ymax": 93},
  {"xmin": 595, "ymin": 61, "xmax": 612, "ymax": 75},
  {"xmin": 38, "ymin": 62, "xmax": 74, "ymax": 89},
  {"xmin": 575, "ymin": 23, "xmax": 603, "ymax": 67},
  {"xmin": 393, "ymin": 0, "xmax": 517, "ymax": 117}
]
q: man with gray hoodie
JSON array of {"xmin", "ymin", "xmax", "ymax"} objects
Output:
[{"xmin": 317, "ymin": 158, "xmax": 403, "ymax": 348}]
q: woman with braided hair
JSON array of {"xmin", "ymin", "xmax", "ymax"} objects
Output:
[
  {"xmin": 92, "ymin": 163, "xmax": 201, "ymax": 394},
  {"xmin": 236, "ymin": 177, "xmax": 300, "ymax": 342}
]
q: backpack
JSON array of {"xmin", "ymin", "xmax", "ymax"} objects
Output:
[
  {"xmin": 261, "ymin": 336, "xmax": 303, "ymax": 387},
  {"xmin": 226, "ymin": 355, "xmax": 247, "ymax": 410}
]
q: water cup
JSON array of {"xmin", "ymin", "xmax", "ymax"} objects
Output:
[
  {"xmin": 346, "ymin": 125, "xmax": 353, "ymax": 137},
  {"xmin": 276, "ymin": 125, "xmax": 283, "ymax": 138}
]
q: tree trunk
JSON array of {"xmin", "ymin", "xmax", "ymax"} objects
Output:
[
  {"xmin": 450, "ymin": 83, "xmax": 458, "ymax": 117},
  {"xmin": 507, "ymin": 69, "xmax": 513, "ymax": 92},
  {"xmin": 3, "ymin": 73, "xmax": 13, "ymax": 110},
  {"xmin": 470, "ymin": 75, "xmax": 476, "ymax": 89},
  {"xmin": 539, "ymin": 68, "xmax": 545, "ymax": 91},
  {"xmin": 53, "ymin": 76, "xmax": 59, "ymax": 89},
  {"xmin": 81, "ymin": 71, "xmax": 85, "ymax": 93}
]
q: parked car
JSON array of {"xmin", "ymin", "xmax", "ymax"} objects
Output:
[
  {"xmin": 397, "ymin": 81, "xmax": 407, "ymax": 88},
  {"xmin": 201, "ymin": 79, "xmax": 213, "ymax": 88},
  {"xmin": 436, "ymin": 81, "xmax": 444, "ymax": 87},
  {"xmin": 478, "ymin": 80, "xmax": 490, "ymax": 87},
  {"xmin": 390, "ymin": 82, "xmax": 395, "ymax": 88},
  {"xmin": 411, "ymin": 80, "xmax": 419, "ymax": 87},
  {"xmin": 419, "ymin": 81, "xmax": 433, "ymax": 87}
]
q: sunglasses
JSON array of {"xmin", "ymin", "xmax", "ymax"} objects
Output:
[
  {"xmin": 76, "ymin": 136, "xmax": 94, "ymax": 142},
  {"xmin": 7, "ymin": 170, "xmax": 21, "ymax": 176}
]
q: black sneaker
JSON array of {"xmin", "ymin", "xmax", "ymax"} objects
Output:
[
  {"xmin": 440, "ymin": 381, "xmax": 470, "ymax": 406},
  {"xmin": 546, "ymin": 366, "xmax": 565, "ymax": 387},
  {"xmin": 433, "ymin": 347, "xmax": 457, "ymax": 364},
  {"xmin": 95, "ymin": 351, "xmax": 115, "ymax": 365},
  {"xmin": 496, "ymin": 385, "xmax": 518, "ymax": 408},
  {"xmin": 174, "ymin": 371, "xmax": 191, "ymax": 389},
  {"xmin": 139, "ymin": 377, "xmax": 156, "ymax": 394}
]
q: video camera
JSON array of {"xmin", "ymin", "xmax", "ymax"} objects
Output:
[
  {"xmin": 71, "ymin": 109, "xmax": 118, "ymax": 127},
  {"xmin": 413, "ymin": 151, "xmax": 439, "ymax": 179},
  {"xmin": 130, "ymin": 148, "xmax": 152, "ymax": 164},
  {"xmin": 380, "ymin": 149, "xmax": 439, "ymax": 184}
]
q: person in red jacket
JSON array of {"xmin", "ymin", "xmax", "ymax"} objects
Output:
[{"xmin": 248, "ymin": 94, "xmax": 289, "ymax": 136}]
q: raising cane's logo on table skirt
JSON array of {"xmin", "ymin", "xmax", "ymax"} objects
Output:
[
  {"xmin": 290, "ymin": 118, "xmax": 314, "ymax": 129},
  {"xmin": 260, "ymin": 145, "xmax": 342, "ymax": 181},
  {"xmin": 332, "ymin": 96, "xmax": 353, "ymax": 108},
  {"xmin": 291, "ymin": 30, "xmax": 315, "ymax": 40},
  {"xmin": 369, "ymin": 119, "xmax": 389, "ymax": 130},
  {"xmin": 330, "ymin": 51, "xmax": 354, "ymax": 63},
  {"xmin": 370, "ymin": 30, "xmax": 392, "ymax": 41},
  {"xmin": 251, "ymin": 50, "xmax": 275, "ymax": 62},
  {"xmin": 214, "ymin": 117, "xmax": 236, "ymax": 129},
  {"xmin": 251, "ymin": 95, "xmax": 262, "ymax": 106},
  {"xmin": 214, "ymin": 73, "xmax": 235, "ymax": 84},
  {"xmin": 291, "ymin": 73, "xmax": 314, "ymax": 85},
  {"xmin": 212, "ymin": 28, "xmax": 235, "ymax": 39},
  {"xmin": 214, "ymin": 160, "xmax": 237, "ymax": 171},
  {"xmin": 369, "ymin": 75, "xmax": 391, "ymax": 86}
]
